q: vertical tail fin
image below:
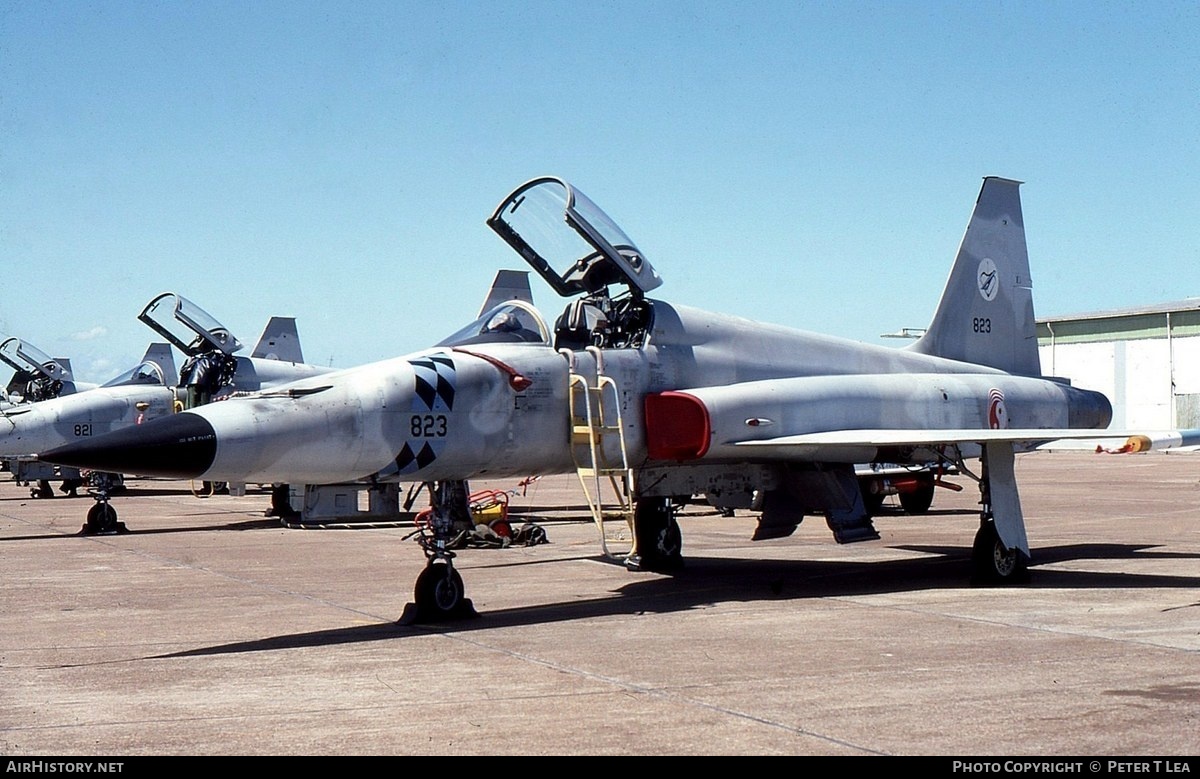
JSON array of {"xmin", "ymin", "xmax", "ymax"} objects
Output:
[
  {"xmin": 139, "ymin": 342, "xmax": 178, "ymax": 387},
  {"xmin": 53, "ymin": 358, "xmax": 75, "ymax": 382},
  {"xmin": 477, "ymin": 269, "xmax": 534, "ymax": 317},
  {"xmin": 908, "ymin": 177, "xmax": 1041, "ymax": 377},
  {"xmin": 251, "ymin": 317, "xmax": 305, "ymax": 363}
]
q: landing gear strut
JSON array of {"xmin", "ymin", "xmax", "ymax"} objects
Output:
[
  {"xmin": 399, "ymin": 480, "xmax": 478, "ymax": 624},
  {"xmin": 627, "ymin": 496, "xmax": 684, "ymax": 573},
  {"xmin": 970, "ymin": 446, "xmax": 1030, "ymax": 585},
  {"xmin": 80, "ymin": 472, "xmax": 127, "ymax": 535}
]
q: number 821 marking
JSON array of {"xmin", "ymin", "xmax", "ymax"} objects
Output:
[{"xmin": 410, "ymin": 414, "xmax": 448, "ymax": 437}]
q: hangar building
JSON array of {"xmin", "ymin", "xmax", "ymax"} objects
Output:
[{"xmin": 1037, "ymin": 299, "xmax": 1200, "ymax": 430}]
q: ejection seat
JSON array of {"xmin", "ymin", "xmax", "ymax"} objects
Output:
[{"xmin": 554, "ymin": 299, "xmax": 607, "ymax": 351}]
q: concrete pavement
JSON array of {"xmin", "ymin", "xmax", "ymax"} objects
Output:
[{"xmin": 1, "ymin": 451, "xmax": 1198, "ymax": 756}]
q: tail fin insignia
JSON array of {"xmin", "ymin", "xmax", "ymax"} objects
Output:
[{"xmin": 908, "ymin": 177, "xmax": 1041, "ymax": 377}]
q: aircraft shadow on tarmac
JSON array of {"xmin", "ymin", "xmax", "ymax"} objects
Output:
[
  {"xmin": 0, "ymin": 515, "xmax": 282, "ymax": 542},
  {"xmin": 0, "ymin": 485, "xmax": 245, "ymax": 501},
  {"xmin": 155, "ymin": 544, "xmax": 1200, "ymax": 660}
]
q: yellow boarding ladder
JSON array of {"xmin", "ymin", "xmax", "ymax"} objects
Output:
[{"xmin": 564, "ymin": 346, "xmax": 635, "ymax": 560}]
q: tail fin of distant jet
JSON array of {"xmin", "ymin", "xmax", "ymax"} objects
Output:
[
  {"xmin": 251, "ymin": 317, "xmax": 305, "ymax": 363},
  {"xmin": 477, "ymin": 270, "xmax": 534, "ymax": 317},
  {"xmin": 908, "ymin": 177, "xmax": 1042, "ymax": 377},
  {"xmin": 55, "ymin": 358, "xmax": 76, "ymax": 381},
  {"xmin": 140, "ymin": 342, "xmax": 178, "ymax": 387}
]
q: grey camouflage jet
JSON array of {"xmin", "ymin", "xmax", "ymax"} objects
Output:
[{"xmin": 44, "ymin": 176, "xmax": 1124, "ymax": 621}]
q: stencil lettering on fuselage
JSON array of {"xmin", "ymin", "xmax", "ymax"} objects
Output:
[{"xmin": 393, "ymin": 354, "xmax": 456, "ymax": 475}]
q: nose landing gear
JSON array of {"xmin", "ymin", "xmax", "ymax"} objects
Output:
[
  {"xmin": 399, "ymin": 481, "xmax": 478, "ymax": 624},
  {"xmin": 79, "ymin": 472, "xmax": 127, "ymax": 535}
]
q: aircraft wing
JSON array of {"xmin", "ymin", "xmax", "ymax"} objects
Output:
[
  {"xmin": 1040, "ymin": 429, "xmax": 1200, "ymax": 453},
  {"xmin": 733, "ymin": 428, "xmax": 1198, "ymax": 456}
]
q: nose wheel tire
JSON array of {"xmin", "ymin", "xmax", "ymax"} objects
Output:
[
  {"xmin": 400, "ymin": 563, "xmax": 478, "ymax": 624},
  {"xmin": 83, "ymin": 502, "xmax": 126, "ymax": 535}
]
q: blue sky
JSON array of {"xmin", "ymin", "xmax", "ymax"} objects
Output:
[{"xmin": 3, "ymin": 1, "xmax": 1197, "ymax": 382}]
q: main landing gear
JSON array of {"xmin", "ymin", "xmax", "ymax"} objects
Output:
[
  {"xmin": 968, "ymin": 443, "xmax": 1030, "ymax": 585},
  {"xmin": 898, "ymin": 476, "xmax": 936, "ymax": 515},
  {"xmin": 32, "ymin": 479, "xmax": 55, "ymax": 499},
  {"xmin": 24, "ymin": 475, "xmax": 81, "ymax": 499},
  {"xmin": 399, "ymin": 481, "xmax": 478, "ymax": 625},
  {"xmin": 971, "ymin": 520, "xmax": 1029, "ymax": 584},
  {"xmin": 626, "ymin": 496, "xmax": 684, "ymax": 573}
]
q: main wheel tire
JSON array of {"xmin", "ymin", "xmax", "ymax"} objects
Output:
[
  {"xmin": 971, "ymin": 521, "xmax": 1030, "ymax": 585},
  {"xmin": 85, "ymin": 502, "xmax": 119, "ymax": 534},
  {"xmin": 898, "ymin": 479, "xmax": 935, "ymax": 514},
  {"xmin": 861, "ymin": 481, "xmax": 885, "ymax": 515},
  {"xmin": 414, "ymin": 564, "xmax": 467, "ymax": 620},
  {"xmin": 632, "ymin": 497, "xmax": 683, "ymax": 572}
]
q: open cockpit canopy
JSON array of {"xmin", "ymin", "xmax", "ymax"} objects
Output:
[
  {"xmin": 139, "ymin": 293, "xmax": 243, "ymax": 356},
  {"xmin": 487, "ymin": 176, "xmax": 662, "ymax": 298},
  {"xmin": 0, "ymin": 338, "xmax": 72, "ymax": 382}
]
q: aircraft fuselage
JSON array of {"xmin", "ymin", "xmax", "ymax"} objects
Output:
[{"xmin": 48, "ymin": 301, "xmax": 1111, "ymax": 487}]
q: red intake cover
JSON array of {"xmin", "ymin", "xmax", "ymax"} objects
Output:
[{"xmin": 644, "ymin": 391, "xmax": 710, "ymax": 460}]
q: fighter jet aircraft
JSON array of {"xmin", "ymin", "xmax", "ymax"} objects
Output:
[
  {"xmin": 43, "ymin": 176, "xmax": 1125, "ymax": 622},
  {"xmin": 6, "ymin": 294, "xmax": 331, "ymax": 520},
  {"xmin": 2, "ymin": 340, "xmax": 175, "ymax": 497}
]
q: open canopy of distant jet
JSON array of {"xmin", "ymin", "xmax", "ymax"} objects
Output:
[
  {"xmin": 1, "ymin": 338, "xmax": 98, "ymax": 404},
  {"xmin": 139, "ymin": 292, "xmax": 324, "ymax": 407},
  {"xmin": 48, "ymin": 175, "xmax": 1155, "ymax": 622}
]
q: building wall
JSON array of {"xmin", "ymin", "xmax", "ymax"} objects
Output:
[
  {"xmin": 1171, "ymin": 337, "xmax": 1200, "ymax": 427},
  {"xmin": 1039, "ymin": 331, "xmax": 1200, "ymax": 430}
]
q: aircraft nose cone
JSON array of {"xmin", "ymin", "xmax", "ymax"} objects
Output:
[{"xmin": 39, "ymin": 412, "xmax": 218, "ymax": 479}]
